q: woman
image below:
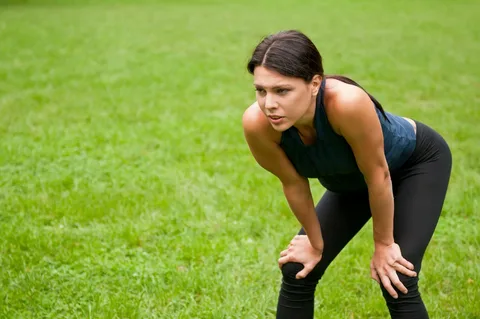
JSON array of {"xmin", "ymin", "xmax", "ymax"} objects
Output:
[{"xmin": 242, "ymin": 30, "xmax": 452, "ymax": 319}]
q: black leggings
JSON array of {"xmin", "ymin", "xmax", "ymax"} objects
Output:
[{"xmin": 276, "ymin": 121, "xmax": 452, "ymax": 319}]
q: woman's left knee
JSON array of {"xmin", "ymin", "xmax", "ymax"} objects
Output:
[{"xmin": 381, "ymin": 275, "xmax": 421, "ymax": 303}]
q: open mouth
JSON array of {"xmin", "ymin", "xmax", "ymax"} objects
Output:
[
  {"xmin": 268, "ymin": 116, "xmax": 284, "ymax": 124},
  {"xmin": 268, "ymin": 115, "xmax": 284, "ymax": 120}
]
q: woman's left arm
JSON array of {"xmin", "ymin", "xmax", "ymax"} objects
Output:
[
  {"xmin": 328, "ymin": 87, "xmax": 417, "ymax": 299},
  {"xmin": 331, "ymin": 92, "xmax": 394, "ymax": 247}
]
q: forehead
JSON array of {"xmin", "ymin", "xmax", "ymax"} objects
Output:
[{"xmin": 253, "ymin": 66, "xmax": 303, "ymax": 87}]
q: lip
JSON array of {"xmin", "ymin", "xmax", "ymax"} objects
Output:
[{"xmin": 268, "ymin": 115, "xmax": 284, "ymax": 124}]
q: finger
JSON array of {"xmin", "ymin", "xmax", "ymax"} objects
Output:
[
  {"xmin": 293, "ymin": 234, "xmax": 305, "ymax": 242},
  {"xmin": 370, "ymin": 262, "xmax": 379, "ymax": 283},
  {"xmin": 295, "ymin": 264, "xmax": 313, "ymax": 279},
  {"xmin": 392, "ymin": 262, "xmax": 417, "ymax": 278},
  {"xmin": 280, "ymin": 249, "xmax": 288, "ymax": 257},
  {"xmin": 380, "ymin": 274, "xmax": 398, "ymax": 299},
  {"xmin": 370, "ymin": 267, "xmax": 380, "ymax": 283},
  {"xmin": 278, "ymin": 255, "xmax": 291, "ymax": 267},
  {"xmin": 396, "ymin": 258, "xmax": 416, "ymax": 272},
  {"xmin": 388, "ymin": 270, "xmax": 408, "ymax": 295}
]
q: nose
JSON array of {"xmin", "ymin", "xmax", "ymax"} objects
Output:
[{"xmin": 264, "ymin": 93, "xmax": 277, "ymax": 110}]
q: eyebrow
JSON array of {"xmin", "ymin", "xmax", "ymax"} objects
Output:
[{"xmin": 253, "ymin": 84, "xmax": 293, "ymax": 89}]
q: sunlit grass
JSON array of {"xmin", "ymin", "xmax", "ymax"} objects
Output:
[{"xmin": 0, "ymin": 0, "xmax": 479, "ymax": 318}]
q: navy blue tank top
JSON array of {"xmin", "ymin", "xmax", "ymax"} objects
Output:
[{"xmin": 279, "ymin": 77, "xmax": 416, "ymax": 193}]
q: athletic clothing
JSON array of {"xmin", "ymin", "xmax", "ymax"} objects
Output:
[
  {"xmin": 275, "ymin": 79, "xmax": 452, "ymax": 318},
  {"xmin": 279, "ymin": 77, "xmax": 417, "ymax": 192}
]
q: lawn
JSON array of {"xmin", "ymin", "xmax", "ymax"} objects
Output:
[{"xmin": 0, "ymin": 0, "xmax": 479, "ymax": 318}]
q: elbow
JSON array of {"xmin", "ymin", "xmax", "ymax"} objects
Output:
[
  {"xmin": 282, "ymin": 176, "xmax": 309, "ymax": 194},
  {"xmin": 381, "ymin": 168, "xmax": 391, "ymax": 181},
  {"xmin": 364, "ymin": 167, "xmax": 391, "ymax": 188}
]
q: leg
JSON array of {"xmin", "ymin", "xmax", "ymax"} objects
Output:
[
  {"xmin": 276, "ymin": 190, "xmax": 371, "ymax": 319},
  {"xmin": 381, "ymin": 123, "xmax": 452, "ymax": 318}
]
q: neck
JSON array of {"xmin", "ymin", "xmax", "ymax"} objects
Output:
[
  {"xmin": 294, "ymin": 96, "xmax": 317, "ymax": 143},
  {"xmin": 294, "ymin": 95, "xmax": 317, "ymax": 132}
]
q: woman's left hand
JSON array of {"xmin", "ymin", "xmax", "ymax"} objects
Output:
[{"xmin": 370, "ymin": 242, "xmax": 417, "ymax": 299}]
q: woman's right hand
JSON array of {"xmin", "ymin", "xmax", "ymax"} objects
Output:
[{"xmin": 278, "ymin": 235, "xmax": 323, "ymax": 279}]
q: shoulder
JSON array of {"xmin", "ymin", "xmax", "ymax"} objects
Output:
[
  {"xmin": 242, "ymin": 101, "xmax": 282, "ymax": 144},
  {"xmin": 242, "ymin": 101, "xmax": 305, "ymax": 185},
  {"xmin": 323, "ymin": 79, "xmax": 377, "ymax": 135}
]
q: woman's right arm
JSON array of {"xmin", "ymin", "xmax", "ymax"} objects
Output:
[{"xmin": 242, "ymin": 106, "xmax": 324, "ymax": 251}]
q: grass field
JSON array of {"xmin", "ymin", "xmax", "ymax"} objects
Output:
[{"xmin": 0, "ymin": 0, "xmax": 479, "ymax": 318}]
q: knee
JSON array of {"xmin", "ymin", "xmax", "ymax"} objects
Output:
[
  {"xmin": 281, "ymin": 262, "xmax": 323, "ymax": 283},
  {"xmin": 279, "ymin": 262, "xmax": 319, "ymax": 304},
  {"xmin": 281, "ymin": 262, "xmax": 304, "ymax": 280},
  {"xmin": 380, "ymin": 275, "xmax": 430, "ymax": 317},
  {"xmin": 381, "ymin": 275, "xmax": 421, "ymax": 303}
]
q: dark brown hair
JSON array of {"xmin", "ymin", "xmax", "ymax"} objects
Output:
[{"xmin": 247, "ymin": 30, "xmax": 389, "ymax": 120}]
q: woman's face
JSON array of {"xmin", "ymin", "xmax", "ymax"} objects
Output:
[{"xmin": 253, "ymin": 66, "xmax": 320, "ymax": 132}]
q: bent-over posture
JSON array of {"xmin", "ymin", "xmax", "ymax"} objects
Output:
[{"xmin": 242, "ymin": 30, "xmax": 452, "ymax": 319}]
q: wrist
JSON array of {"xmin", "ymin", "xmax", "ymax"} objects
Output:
[
  {"xmin": 373, "ymin": 232, "xmax": 394, "ymax": 248},
  {"xmin": 374, "ymin": 239, "xmax": 394, "ymax": 249},
  {"xmin": 309, "ymin": 239, "xmax": 324, "ymax": 252},
  {"xmin": 304, "ymin": 227, "xmax": 324, "ymax": 252}
]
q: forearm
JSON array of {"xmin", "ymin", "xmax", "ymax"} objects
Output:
[
  {"xmin": 367, "ymin": 173, "xmax": 395, "ymax": 246},
  {"xmin": 282, "ymin": 179, "xmax": 324, "ymax": 251}
]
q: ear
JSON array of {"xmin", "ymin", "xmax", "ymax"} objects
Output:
[{"xmin": 310, "ymin": 75, "xmax": 322, "ymax": 96}]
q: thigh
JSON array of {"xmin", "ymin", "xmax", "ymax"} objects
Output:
[
  {"xmin": 298, "ymin": 189, "xmax": 372, "ymax": 278},
  {"xmin": 391, "ymin": 133, "xmax": 452, "ymax": 272}
]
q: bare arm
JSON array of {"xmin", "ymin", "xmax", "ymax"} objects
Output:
[
  {"xmin": 242, "ymin": 105, "xmax": 323, "ymax": 251},
  {"xmin": 328, "ymin": 88, "xmax": 394, "ymax": 247},
  {"xmin": 327, "ymin": 86, "xmax": 418, "ymax": 298},
  {"xmin": 282, "ymin": 180, "xmax": 323, "ymax": 250}
]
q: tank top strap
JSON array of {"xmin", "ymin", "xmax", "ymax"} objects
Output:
[{"xmin": 313, "ymin": 76, "xmax": 331, "ymax": 140}]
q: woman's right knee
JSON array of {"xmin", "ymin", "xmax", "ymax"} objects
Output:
[
  {"xmin": 281, "ymin": 262, "xmax": 324, "ymax": 283},
  {"xmin": 279, "ymin": 262, "xmax": 320, "ymax": 306}
]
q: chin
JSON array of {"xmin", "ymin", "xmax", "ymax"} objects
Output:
[{"xmin": 270, "ymin": 122, "xmax": 292, "ymax": 132}]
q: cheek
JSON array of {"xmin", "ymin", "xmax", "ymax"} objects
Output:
[
  {"xmin": 299, "ymin": 90, "xmax": 312, "ymax": 105},
  {"xmin": 256, "ymin": 94, "xmax": 265, "ymax": 106},
  {"xmin": 257, "ymin": 99, "xmax": 266, "ymax": 111},
  {"xmin": 287, "ymin": 93, "xmax": 305, "ymax": 110},
  {"xmin": 283, "ymin": 93, "xmax": 310, "ymax": 118}
]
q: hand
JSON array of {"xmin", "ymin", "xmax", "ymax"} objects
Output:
[
  {"xmin": 278, "ymin": 235, "xmax": 323, "ymax": 279},
  {"xmin": 370, "ymin": 242, "xmax": 417, "ymax": 299}
]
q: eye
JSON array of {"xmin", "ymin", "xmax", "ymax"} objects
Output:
[
  {"xmin": 276, "ymin": 88, "xmax": 290, "ymax": 95},
  {"xmin": 255, "ymin": 88, "xmax": 266, "ymax": 96}
]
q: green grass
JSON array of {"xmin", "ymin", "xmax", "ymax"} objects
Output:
[{"xmin": 0, "ymin": 0, "xmax": 479, "ymax": 318}]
